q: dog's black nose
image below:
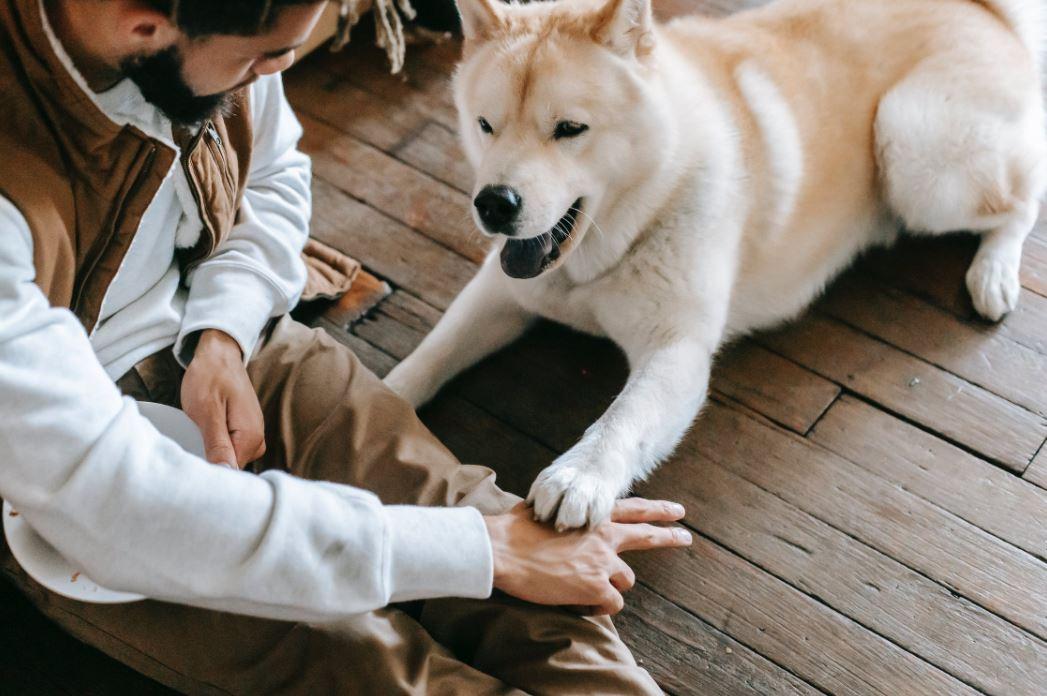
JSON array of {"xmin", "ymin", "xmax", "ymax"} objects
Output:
[{"xmin": 474, "ymin": 185, "xmax": 522, "ymax": 233}]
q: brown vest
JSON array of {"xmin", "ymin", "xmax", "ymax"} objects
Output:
[{"xmin": 0, "ymin": 0, "xmax": 253, "ymax": 332}]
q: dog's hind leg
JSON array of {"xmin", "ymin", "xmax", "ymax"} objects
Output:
[{"xmin": 874, "ymin": 49, "xmax": 1046, "ymax": 320}]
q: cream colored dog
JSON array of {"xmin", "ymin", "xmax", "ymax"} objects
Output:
[{"xmin": 385, "ymin": 0, "xmax": 1046, "ymax": 529}]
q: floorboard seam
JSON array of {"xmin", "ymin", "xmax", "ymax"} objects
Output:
[
  {"xmin": 311, "ymin": 171, "xmax": 480, "ymax": 268},
  {"xmin": 693, "ymin": 423, "xmax": 1047, "ymax": 645},
  {"xmin": 677, "ymin": 521, "xmax": 994, "ymax": 696}
]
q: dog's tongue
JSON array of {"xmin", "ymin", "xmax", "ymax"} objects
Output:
[{"xmin": 500, "ymin": 233, "xmax": 553, "ymax": 279}]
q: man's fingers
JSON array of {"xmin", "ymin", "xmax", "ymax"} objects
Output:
[
  {"xmin": 593, "ymin": 586, "xmax": 625, "ymax": 616},
  {"xmin": 611, "ymin": 498, "xmax": 686, "ymax": 524},
  {"xmin": 251, "ymin": 438, "xmax": 267, "ymax": 464},
  {"xmin": 609, "ymin": 561, "xmax": 636, "ymax": 592},
  {"xmin": 615, "ymin": 522, "xmax": 693, "ymax": 552},
  {"xmin": 198, "ymin": 406, "xmax": 238, "ymax": 469},
  {"xmin": 229, "ymin": 429, "xmax": 264, "ymax": 468}
]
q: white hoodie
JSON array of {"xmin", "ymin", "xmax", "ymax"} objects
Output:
[{"xmin": 0, "ymin": 6, "xmax": 493, "ymax": 622}]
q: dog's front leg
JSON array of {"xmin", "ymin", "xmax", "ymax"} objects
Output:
[
  {"xmin": 385, "ymin": 256, "xmax": 534, "ymax": 408},
  {"xmin": 528, "ymin": 329, "xmax": 719, "ymax": 530}
]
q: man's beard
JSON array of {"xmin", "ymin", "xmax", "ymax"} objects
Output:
[{"xmin": 120, "ymin": 46, "xmax": 232, "ymax": 127}]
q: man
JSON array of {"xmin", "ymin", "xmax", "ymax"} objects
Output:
[{"xmin": 0, "ymin": 0, "xmax": 692, "ymax": 693}]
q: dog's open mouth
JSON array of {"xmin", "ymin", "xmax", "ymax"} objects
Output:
[{"xmin": 500, "ymin": 199, "xmax": 584, "ymax": 279}]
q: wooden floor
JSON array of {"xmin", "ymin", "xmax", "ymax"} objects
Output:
[{"xmin": 3, "ymin": 1, "xmax": 1046, "ymax": 693}]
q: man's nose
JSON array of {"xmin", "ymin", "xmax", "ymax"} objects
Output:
[{"xmin": 474, "ymin": 185, "xmax": 522, "ymax": 234}]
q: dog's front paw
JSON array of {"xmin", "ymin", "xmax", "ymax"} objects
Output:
[
  {"xmin": 967, "ymin": 255, "xmax": 1021, "ymax": 322},
  {"xmin": 527, "ymin": 453, "xmax": 627, "ymax": 530}
]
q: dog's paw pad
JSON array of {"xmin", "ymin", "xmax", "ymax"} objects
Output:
[
  {"xmin": 967, "ymin": 256, "xmax": 1020, "ymax": 322},
  {"xmin": 528, "ymin": 464, "xmax": 617, "ymax": 530}
]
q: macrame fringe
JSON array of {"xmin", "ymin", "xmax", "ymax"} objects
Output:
[{"xmin": 330, "ymin": 0, "xmax": 418, "ymax": 74}]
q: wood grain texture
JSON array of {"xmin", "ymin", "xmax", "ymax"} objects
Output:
[
  {"xmin": 712, "ymin": 341, "xmax": 840, "ymax": 434},
  {"xmin": 630, "ymin": 538, "xmax": 977, "ymax": 696},
  {"xmin": 637, "ymin": 448, "xmax": 1047, "ymax": 695},
  {"xmin": 761, "ymin": 314, "xmax": 1047, "ymax": 471},
  {"xmin": 300, "ymin": 113, "xmax": 491, "ymax": 264},
  {"xmin": 393, "ymin": 120, "xmax": 472, "ymax": 194},
  {"xmin": 684, "ymin": 403, "xmax": 1047, "ymax": 641},
  {"xmin": 818, "ymin": 275, "xmax": 1047, "ymax": 417},
  {"xmin": 1026, "ymin": 444, "xmax": 1047, "ymax": 489},
  {"xmin": 617, "ymin": 585, "xmax": 822, "ymax": 696},
  {"xmin": 309, "ymin": 178, "xmax": 476, "ymax": 309},
  {"xmin": 810, "ymin": 395, "xmax": 1047, "ymax": 560}
]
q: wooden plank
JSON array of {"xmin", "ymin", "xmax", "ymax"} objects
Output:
[
  {"xmin": 285, "ymin": 59, "xmax": 429, "ymax": 152},
  {"xmin": 630, "ymin": 539, "xmax": 977, "ymax": 696},
  {"xmin": 314, "ymin": 317, "xmax": 399, "ymax": 378},
  {"xmin": 685, "ymin": 402, "xmax": 1047, "ymax": 640},
  {"xmin": 637, "ymin": 454, "xmax": 1047, "ymax": 695},
  {"xmin": 440, "ymin": 319, "xmax": 839, "ymax": 450},
  {"xmin": 299, "ymin": 112, "xmax": 491, "ymax": 264},
  {"xmin": 421, "ymin": 393, "xmax": 549, "ymax": 498},
  {"xmin": 353, "ymin": 292, "xmax": 441, "ymax": 362},
  {"xmin": 810, "ymin": 395, "xmax": 1047, "ymax": 561},
  {"xmin": 617, "ymin": 585, "xmax": 821, "ymax": 696},
  {"xmin": 712, "ymin": 341, "xmax": 840, "ymax": 434},
  {"xmin": 858, "ymin": 236, "xmax": 1047, "ymax": 355},
  {"xmin": 309, "ymin": 177, "xmax": 476, "ymax": 310},
  {"xmin": 1022, "ymin": 234, "xmax": 1047, "ymax": 298},
  {"xmin": 1026, "ymin": 444, "xmax": 1047, "ymax": 489},
  {"xmin": 998, "ymin": 290, "xmax": 1047, "ymax": 356},
  {"xmin": 760, "ymin": 314, "xmax": 1047, "ymax": 471},
  {"xmin": 818, "ymin": 275, "xmax": 1047, "ymax": 417},
  {"xmin": 393, "ymin": 120, "xmax": 472, "ymax": 194},
  {"xmin": 308, "ymin": 36, "xmax": 460, "ymax": 129}
]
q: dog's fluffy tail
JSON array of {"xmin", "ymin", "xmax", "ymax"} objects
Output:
[{"xmin": 975, "ymin": 0, "xmax": 1046, "ymax": 69}]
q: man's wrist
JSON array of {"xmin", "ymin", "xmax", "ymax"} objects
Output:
[
  {"xmin": 193, "ymin": 329, "xmax": 244, "ymax": 362},
  {"xmin": 483, "ymin": 514, "xmax": 509, "ymax": 588}
]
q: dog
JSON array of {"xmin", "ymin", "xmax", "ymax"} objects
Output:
[{"xmin": 384, "ymin": 0, "xmax": 1047, "ymax": 529}]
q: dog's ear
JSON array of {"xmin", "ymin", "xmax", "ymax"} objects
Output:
[
  {"xmin": 592, "ymin": 0, "xmax": 654, "ymax": 58},
  {"xmin": 456, "ymin": 0, "xmax": 505, "ymax": 42}
]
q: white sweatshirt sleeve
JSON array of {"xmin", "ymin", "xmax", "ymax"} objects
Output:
[
  {"xmin": 0, "ymin": 197, "xmax": 494, "ymax": 620},
  {"xmin": 174, "ymin": 73, "xmax": 311, "ymax": 365}
]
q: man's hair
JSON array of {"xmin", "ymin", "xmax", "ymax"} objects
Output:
[{"xmin": 142, "ymin": 0, "xmax": 322, "ymax": 38}]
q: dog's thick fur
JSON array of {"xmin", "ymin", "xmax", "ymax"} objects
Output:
[{"xmin": 385, "ymin": 0, "xmax": 1047, "ymax": 528}]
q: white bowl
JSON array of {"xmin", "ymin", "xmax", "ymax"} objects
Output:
[{"xmin": 3, "ymin": 401, "xmax": 205, "ymax": 604}]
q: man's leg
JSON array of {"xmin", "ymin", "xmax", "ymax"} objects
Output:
[
  {"xmin": 0, "ymin": 552, "xmax": 518, "ymax": 695},
  {"xmin": 3, "ymin": 338, "xmax": 517, "ymax": 695},
  {"xmin": 247, "ymin": 316, "xmax": 661, "ymax": 695}
]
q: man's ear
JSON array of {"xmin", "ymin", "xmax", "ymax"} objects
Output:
[
  {"xmin": 456, "ymin": 0, "xmax": 505, "ymax": 42},
  {"xmin": 116, "ymin": 2, "xmax": 180, "ymax": 54},
  {"xmin": 592, "ymin": 0, "xmax": 654, "ymax": 58}
]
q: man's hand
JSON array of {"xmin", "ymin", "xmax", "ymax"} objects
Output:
[
  {"xmin": 484, "ymin": 498, "xmax": 692, "ymax": 615},
  {"xmin": 181, "ymin": 329, "xmax": 265, "ymax": 469}
]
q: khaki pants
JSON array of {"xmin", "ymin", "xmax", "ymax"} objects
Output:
[{"xmin": 0, "ymin": 316, "xmax": 660, "ymax": 695}]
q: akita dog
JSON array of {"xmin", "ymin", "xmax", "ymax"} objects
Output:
[{"xmin": 385, "ymin": 0, "xmax": 1046, "ymax": 529}]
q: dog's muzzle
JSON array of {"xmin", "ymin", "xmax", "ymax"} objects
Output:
[{"xmin": 500, "ymin": 198, "xmax": 584, "ymax": 279}]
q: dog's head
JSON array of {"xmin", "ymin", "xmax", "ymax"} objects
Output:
[{"xmin": 453, "ymin": 0, "xmax": 664, "ymax": 279}]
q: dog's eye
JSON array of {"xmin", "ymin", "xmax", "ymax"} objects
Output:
[
  {"xmin": 478, "ymin": 117, "xmax": 494, "ymax": 135},
  {"xmin": 554, "ymin": 121, "xmax": 589, "ymax": 140}
]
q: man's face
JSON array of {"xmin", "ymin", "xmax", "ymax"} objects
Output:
[{"xmin": 121, "ymin": 2, "xmax": 326, "ymax": 126}]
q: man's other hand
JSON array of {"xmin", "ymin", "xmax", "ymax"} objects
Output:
[
  {"xmin": 484, "ymin": 498, "xmax": 692, "ymax": 615},
  {"xmin": 181, "ymin": 329, "xmax": 265, "ymax": 469}
]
